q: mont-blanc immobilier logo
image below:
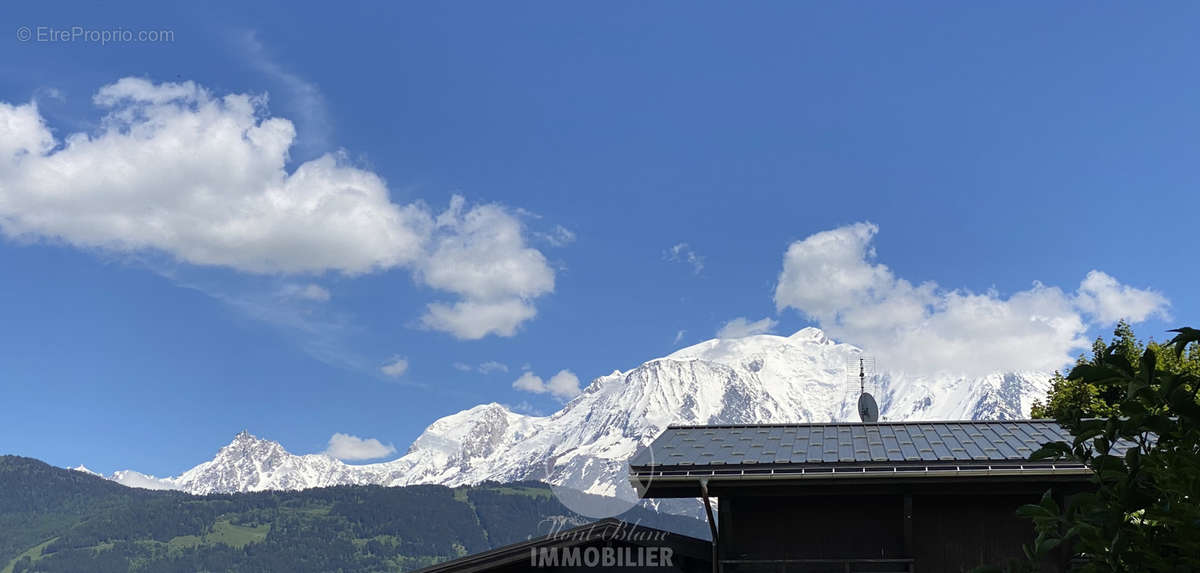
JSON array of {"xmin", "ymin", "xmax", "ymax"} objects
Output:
[{"xmin": 530, "ymin": 521, "xmax": 675, "ymax": 568}]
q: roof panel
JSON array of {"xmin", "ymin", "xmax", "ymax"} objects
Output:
[
  {"xmin": 838, "ymin": 441, "xmax": 855, "ymax": 462},
  {"xmin": 805, "ymin": 442, "xmax": 822, "ymax": 463},
  {"xmin": 867, "ymin": 438, "xmax": 888, "ymax": 461},
  {"xmin": 930, "ymin": 440, "xmax": 953, "ymax": 460},
  {"xmin": 963, "ymin": 440, "xmax": 988, "ymax": 460}
]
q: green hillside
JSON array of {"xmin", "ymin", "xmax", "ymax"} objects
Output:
[{"xmin": 0, "ymin": 456, "xmax": 704, "ymax": 573}]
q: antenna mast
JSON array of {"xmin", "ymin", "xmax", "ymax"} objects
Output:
[
  {"xmin": 848, "ymin": 355, "xmax": 879, "ymax": 423},
  {"xmin": 859, "ymin": 357, "xmax": 866, "ymax": 394}
]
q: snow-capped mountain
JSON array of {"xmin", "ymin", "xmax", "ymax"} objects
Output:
[{"xmin": 92, "ymin": 328, "xmax": 1052, "ymax": 500}]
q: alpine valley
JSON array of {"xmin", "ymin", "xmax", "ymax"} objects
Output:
[{"xmin": 87, "ymin": 328, "xmax": 1052, "ymax": 509}]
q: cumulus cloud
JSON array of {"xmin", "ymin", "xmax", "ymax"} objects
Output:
[
  {"xmin": 1076, "ymin": 270, "xmax": 1169, "ymax": 324},
  {"xmin": 773, "ymin": 222, "xmax": 1170, "ymax": 377},
  {"xmin": 717, "ymin": 316, "xmax": 779, "ymax": 338},
  {"xmin": 513, "ymin": 371, "xmax": 546, "ymax": 393},
  {"xmin": 380, "ymin": 357, "xmax": 409, "ymax": 377},
  {"xmin": 323, "ymin": 433, "xmax": 396, "ymax": 461},
  {"xmin": 0, "ymin": 78, "xmax": 557, "ymax": 339},
  {"xmin": 421, "ymin": 298, "xmax": 538, "ymax": 340},
  {"xmin": 545, "ymin": 370, "xmax": 582, "ymax": 398},
  {"xmin": 278, "ymin": 283, "xmax": 331, "ymax": 302},
  {"xmin": 665, "ymin": 243, "xmax": 704, "ymax": 274},
  {"xmin": 512, "ymin": 369, "xmax": 582, "ymax": 400},
  {"xmin": 0, "ymin": 78, "xmax": 423, "ymax": 274},
  {"xmin": 416, "ymin": 196, "xmax": 555, "ymax": 339}
]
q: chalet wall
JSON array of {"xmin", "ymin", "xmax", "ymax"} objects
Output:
[
  {"xmin": 718, "ymin": 485, "xmax": 1073, "ymax": 573},
  {"xmin": 911, "ymin": 493, "xmax": 1041, "ymax": 573},
  {"xmin": 721, "ymin": 494, "xmax": 905, "ymax": 561}
]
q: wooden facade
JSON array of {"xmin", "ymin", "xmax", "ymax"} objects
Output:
[{"xmin": 712, "ymin": 478, "xmax": 1086, "ymax": 573}]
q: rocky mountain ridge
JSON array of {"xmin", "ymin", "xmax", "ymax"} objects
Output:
[{"xmin": 93, "ymin": 328, "xmax": 1052, "ymax": 504}]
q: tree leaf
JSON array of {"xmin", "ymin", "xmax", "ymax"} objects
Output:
[{"xmin": 1166, "ymin": 328, "xmax": 1200, "ymax": 357}]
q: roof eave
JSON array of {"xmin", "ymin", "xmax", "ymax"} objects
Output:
[{"xmin": 630, "ymin": 466, "xmax": 1094, "ymax": 498}]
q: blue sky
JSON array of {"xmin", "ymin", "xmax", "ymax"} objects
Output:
[{"xmin": 0, "ymin": 2, "xmax": 1194, "ymax": 475}]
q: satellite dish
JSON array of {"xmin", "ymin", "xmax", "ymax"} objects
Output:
[
  {"xmin": 848, "ymin": 356, "xmax": 880, "ymax": 422},
  {"xmin": 858, "ymin": 392, "xmax": 879, "ymax": 423}
]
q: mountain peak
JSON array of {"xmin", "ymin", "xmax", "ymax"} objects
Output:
[
  {"xmin": 71, "ymin": 464, "xmax": 99, "ymax": 476},
  {"xmin": 229, "ymin": 430, "xmax": 269, "ymax": 445},
  {"xmin": 664, "ymin": 327, "xmax": 844, "ymax": 363},
  {"xmin": 218, "ymin": 431, "xmax": 285, "ymax": 459},
  {"xmin": 788, "ymin": 326, "xmax": 830, "ymax": 345}
]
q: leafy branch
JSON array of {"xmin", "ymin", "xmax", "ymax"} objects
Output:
[{"xmin": 1017, "ymin": 327, "xmax": 1200, "ymax": 572}]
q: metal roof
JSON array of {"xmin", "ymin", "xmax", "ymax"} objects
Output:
[{"xmin": 629, "ymin": 420, "xmax": 1123, "ymax": 471}]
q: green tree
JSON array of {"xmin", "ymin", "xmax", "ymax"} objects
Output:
[
  {"xmin": 1029, "ymin": 321, "xmax": 1196, "ymax": 420},
  {"xmin": 1018, "ymin": 327, "xmax": 1200, "ymax": 572},
  {"xmin": 1110, "ymin": 320, "xmax": 1143, "ymax": 368}
]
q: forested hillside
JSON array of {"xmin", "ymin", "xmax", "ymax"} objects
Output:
[{"xmin": 0, "ymin": 456, "xmax": 703, "ymax": 573}]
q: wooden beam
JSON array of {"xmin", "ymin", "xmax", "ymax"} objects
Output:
[{"xmin": 701, "ymin": 480, "xmax": 719, "ymax": 573}]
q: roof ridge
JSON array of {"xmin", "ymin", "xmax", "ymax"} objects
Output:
[{"xmin": 665, "ymin": 419, "xmax": 1057, "ymax": 429}]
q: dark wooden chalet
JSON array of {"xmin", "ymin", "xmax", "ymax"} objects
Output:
[{"xmin": 629, "ymin": 420, "xmax": 1116, "ymax": 573}]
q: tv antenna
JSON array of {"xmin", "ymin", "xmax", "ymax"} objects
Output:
[{"xmin": 847, "ymin": 356, "xmax": 879, "ymax": 423}]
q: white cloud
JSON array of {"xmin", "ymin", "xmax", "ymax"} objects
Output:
[
  {"xmin": 417, "ymin": 196, "xmax": 555, "ymax": 339},
  {"xmin": 673, "ymin": 329, "xmax": 686, "ymax": 345},
  {"xmin": 513, "ymin": 371, "xmax": 546, "ymax": 393},
  {"xmin": 279, "ymin": 283, "xmax": 331, "ymax": 302},
  {"xmin": 717, "ymin": 316, "xmax": 779, "ymax": 339},
  {"xmin": 479, "ymin": 361, "xmax": 508, "ymax": 374},
  {"xmin": 239, "ymin": 31, "xmax": 330, "ymax": 157},
  {"xmin": 421, "ymin": 298, "xmax": 538, "ymax": 340},
  {"xmin": 512, "ymin": 368, "xmax": 582, "ymax": 400},
  {"xmin": 1076, "ymin": 270, "xmax": 1169, "ymax": 324},
  {"xmin": 380, "ymin": 357, "xmax": 409, "ymax": 377},
  {"xmin": 505, "ymin": 400, "xmax": 544, "ymax": 416},
  {"xmin": 323, "ymin": 433, "xmax": 396, "ymax": 461},
  {"xmin": 0, "ymin": 101, "xmax": 53, "ymax": 158},
  {"xmin": 0, "ymin": 78, "xmax": 556, "ymax": 339},
  {"xmin": 773, "ymin": 222, "xmax": 1171, "ymax": 376},
  {"xmin": 665, "ymin": 243, "xmax": 704, "ymax": 274},
  {"xmin": 453, "ymin": 360, "xmax": 508, "ymax": 374},
  {"xmin": 0, "ymin": 78, "xmax": 423, "ymax": 274},
  {"xmin": 536, "ymin": 224, "xmax": 576, "ymax": 247},
  {"xmin": 546, "ymin": 370, "xmax": 582, "ymax": 399}
]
